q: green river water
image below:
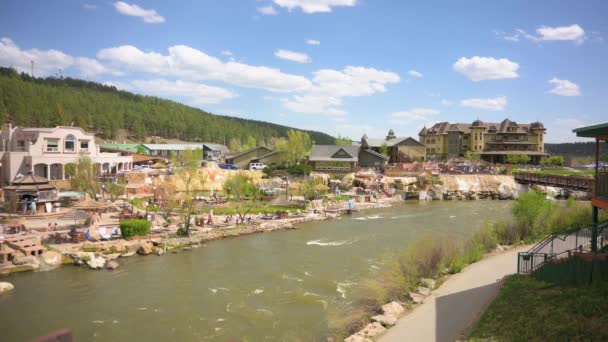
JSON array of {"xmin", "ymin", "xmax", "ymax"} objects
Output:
[{"xmin": 0, "ymin": 201, "xmax": 512, "ymax": 341}]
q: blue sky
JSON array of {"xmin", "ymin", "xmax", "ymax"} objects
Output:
[{"xmin": 1, "ymin": 0, "xmax": 607, "ymax": 143}]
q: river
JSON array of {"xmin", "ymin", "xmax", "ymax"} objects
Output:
[{"xmin": 0, "ymin": 201, "xmax": 512, "ymax": 341}]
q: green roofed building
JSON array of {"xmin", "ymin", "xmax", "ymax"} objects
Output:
[{"xmin": 98, "ymin": 143, "xmax": 148, "ymax": 154}]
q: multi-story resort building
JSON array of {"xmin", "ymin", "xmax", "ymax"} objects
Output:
[
  {"xmin": 0, "ymin": 124, "xmax": 133, "ymax": 186},
  {"xmin": 418, "ymin": 119, "xmax": 547, "ymax": 163}
]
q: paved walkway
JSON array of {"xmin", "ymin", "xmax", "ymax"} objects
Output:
[{"xmin": 379, "ymin": 245, "xmax": 529, "ymax": 342}]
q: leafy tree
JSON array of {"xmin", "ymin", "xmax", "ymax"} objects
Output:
[
  {"xmin": 379, "ymin": 142, "xmax": 390, "ymax": 157},
  {"xmin": 105, "ymin": 182, "xmax": 125, "ymax": 202},
  {"xmin": 298, "ymin": 178, "xmax": 323, "ymax": 201},
  {"xmin": 70, "ymin": 157, "xmax": 101, "ymax": 200},
  {"xmin": 223, "ymin": 173, "xmax": 261, "ymax": 223},
  {"xmin": 335, "ymin": 135, "xmax": 352, "ymax": 146},
  {"xmin": 464, "ymin": 151, "xmax": 480, "ymax": 160},
  {"xmin": 505, "ymin": 154, "xmax": 531, "ymax": 165},
  {"xmin": 540, "ymin": 156, "xmax": 564, "ymax": 166},
  {"xmin": 276, "ymin": 130, "xmax": 312, "ymax": 165},
  {"xmin": 172, "ymin": 148, "xmax": 204, "ymax": 235},
  {"xmin": 228, "ymin": 137, "xmax": 242, "ymax": 153}
]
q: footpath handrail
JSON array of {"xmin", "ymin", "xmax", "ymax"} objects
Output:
[{"xmin": 517, "ymin": 222, "xmax": 608, "ymax": 274}]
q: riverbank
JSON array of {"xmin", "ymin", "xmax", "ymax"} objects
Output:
[
  {"xmin": 378, "ymin": 245, "xmax": 529, "ymax": 342},
  {"xmin": 0, "ymin": 197, "xmax": 402, "ymax": 276}
]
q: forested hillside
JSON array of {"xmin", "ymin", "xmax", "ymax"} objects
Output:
[
  {"xmin": 0, "ymin": 67, "xmax": 335, "ymax": 146},
  {"xmin": 546, "ymin": 142, "xmax": 608, "ymax": 158}
]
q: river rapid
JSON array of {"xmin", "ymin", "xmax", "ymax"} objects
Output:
[{"xmin": 0, "ymin": 201, "xmax": 512, "ymax": 341}]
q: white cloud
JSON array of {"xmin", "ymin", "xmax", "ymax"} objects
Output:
[
  {"xmin": 408, "ymin": 70, "xmax": 423, "ymax": 78},
  {"xmin": 83, "ymin": 4, "xmax": 97, "ymax": 10},
  {"xmin": 257, "ymin": 6, "xmax": 278, "ymax": 15},
  {"xmin": 282, "ymin": 95, "xmax": 346, "ymax": 115},
  {"xmin": 306, "ymin": 39, "xmax": 320, "ymax": 45},
  {"xmin": 440, "ymin": 99, "xmax": 453, "ymax": 106},
  {"xmin": 274, "ymin": 49, "xmax": 311, "ymax": 63},
  {"xmin": 220, "ymin": 50, "xmax": 233, "ymax": 56},
  {"xmin": 548, "ymin": 78, "xmax": 581, "ymax": 96},
  {"xmin": 114, "ymin": 1, "xmax": 165, "ymax": 24},
  {"xmin": 131, "ymin": 79, "xmax": 237, "ymax": 104},
  {"xmin": 273, "ymin": 0, "xmax": 357, "ymax": 13},
  {"xmin": 97, "ymin": 44, "xmax": 312, "ymax": 92},
  {"xmin": 499, "ymin": 25, "xmax": 586, "ymax": 44},
  {"xmin": 0, "ymin": 37, "xmax": 74, "ymax": 77},
  {"xmin": 537, "ymin": 24, "xmax": 585, "ymax": 42},
  {"xmin": 460, "ymin": 96, "xmax": 507, "ymax": 111},
  {"xmin": 453, "ymin": 56, "xmax": 519, "ymax": 81},
  {"xmin": 390, "ymin": 108, "xmax": 440, "ymax": 121},
  {"xmin": 75, "ymin": 57, "xmax": 108, "ymax": 77},
  {"xmin": 282, "ymin": 66, "xmax": 400, "ymax": 115}
]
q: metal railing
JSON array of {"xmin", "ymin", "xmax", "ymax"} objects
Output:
[
  {"xmin": 517, "ymin": 222, "xmax": 608, "ymax": 274},
  {"xmin": 514, "ymin": 172, "xmax": 595, "ymax": 191}
]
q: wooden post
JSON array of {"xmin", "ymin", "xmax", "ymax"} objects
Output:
[{"xmin": 591, "ymin": 137, "xmax": 600, "ymax": 253}]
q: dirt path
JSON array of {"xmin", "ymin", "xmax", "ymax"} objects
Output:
[{"xmin": 378, "ymin": 245, "xmax": 530, "ymax": 342}]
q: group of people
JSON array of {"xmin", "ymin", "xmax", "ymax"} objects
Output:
[{"xmin": 223, "ymin": 215, "xmax": 252, "ymax": 225}]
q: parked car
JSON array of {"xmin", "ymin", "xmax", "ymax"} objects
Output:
[
  {"xmin": 249, "ymin": 163, "xmax": 267, "ymax": 170},
  {"xmin": 219, "ymin": 163, "xmax": 239, "ymax": 170}
]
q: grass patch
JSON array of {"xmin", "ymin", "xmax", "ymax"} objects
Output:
[{"xmin": 468, "ymin": 274, "xmax": 608, "ymax": 341}]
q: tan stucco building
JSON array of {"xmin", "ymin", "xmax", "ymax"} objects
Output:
[
  {"xmin": 418, "ymin": 119, "xmax": 547, "ymax": 163},
  {"xmin": 0, "ymin": 124, "xmax": 133, "ymax": 185}
]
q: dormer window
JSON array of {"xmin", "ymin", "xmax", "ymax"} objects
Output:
[{"xmin": 65, "ymin": 135, "xmax": 75, "ymax": 152}]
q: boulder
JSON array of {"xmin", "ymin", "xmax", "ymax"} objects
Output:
[
  {"xmin": 381, "ymin": 301, "xmax": 405, "ymax": 317},
  {"xmin": 356, "ymin": 322, "xmax": 386, "ymax": 339},
  {"xmin": 13, "ymin": 255, "xmax": 40, "ymax": 266},
  {"xmin": 418, "ymin": 286, "xmax": 431, "ymax": 296},
  {"xmin": 40, "ymin": 251, "xmax": 62, "ymax": 266},
  {"xmin": 102, "ymin": 253, "xmax": 122, "ymax": 261},
  {"xmin": 371, "ymin": 314, "xmax": 397, "ymax": 327},
  {"xmin": 497, "ymin": 183, "xmax": 514, "ymax": 200},
  {"xmin": 106, "ymin": 260, "xmax": 119, "ymax": 270},
  {"xmin": 344, "ymin": 335, "xmax": 373, "ymax": 342},
  {"xmin": 87, "ymin": 255, "xmax": 106, "ymax": 270},
  {"xmin": 0, "ymin": 282, "xmax": 15, "ymax": 296},
  {"xmin": 420, "ymin": 278, "xmax": 436, "ymax": 289},
  {"xmin": 120, "ymin": 251, "xmax": 136, "ymax": 258},
  {"xmin": 125, "ymin": 241, "xmax": 142, "ymax": 254},
  {"xmin": 156, "ymin": 249, "xmax": 164, "ymax": 256},
  {"xmin": 409, "ymin": 292, "xmax": 425, "ymax": 304},
  {"xmin": 137, "ymin": 241, "xmax": 153, "ymax": 255}
]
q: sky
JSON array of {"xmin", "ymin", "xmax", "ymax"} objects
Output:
[{"xmin": 1, "ymin": 0, "xmax": 607, "ymax": 143}]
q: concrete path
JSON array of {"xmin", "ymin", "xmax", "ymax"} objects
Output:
[{"xmin": 378, "ymin": 245, "xmax": 529, "ymax": 342}]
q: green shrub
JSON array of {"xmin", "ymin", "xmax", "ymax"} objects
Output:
[
  {"xmin": 287, "ymin": 164, "xmax": 312, "ymax": 176},
  {"xmin": 176, "ymin": 227, "xmax": 188, "ymax": 237},
  {"xmin": 119, "ymin": 219, "xmax": 151, "ymax": 238}
]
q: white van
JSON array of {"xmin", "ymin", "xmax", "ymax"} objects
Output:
[{"xmin": 249, "ymin": 163, "xmax": 267, "ymax": 170}]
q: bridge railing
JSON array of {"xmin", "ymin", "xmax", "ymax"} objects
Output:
[
  {"xmin": 517, "ymin": 222, "xmax": 608, "ymax": 274},
  {"xmin": 513, "ymin": 172, "xmax": 595, "ymax": 191}
]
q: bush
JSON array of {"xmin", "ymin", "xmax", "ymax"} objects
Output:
[
  {"xmin": 287, "ymin": 164, "xmax": 312, "ymax": 176},
  {"xmin": 176, "ymin": 227, "xmax": 188, "ymax": 237},
  {"xmin": 119, "ymin": 219, "xmax": 151, "ymax": 238}
]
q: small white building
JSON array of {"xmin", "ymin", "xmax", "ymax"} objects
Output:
[{"xmin": 0, "ymin": 124, "xmax": 133, "ymax": 185}]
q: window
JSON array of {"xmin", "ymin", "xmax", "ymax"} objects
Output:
[
  {"xmin": 17, "ymin": 140, "xmax": 26, "ymax": 151},
  {"xmin": 46, "ymin": 139, "xmax": 59, "ymax": 152},
  {"xmin": 80, "ymin": 140, "xmax": 89, "ymax": 152},
  {"xmin": 65, "ymin": 135, "xmax": 75, "ymax": 152}
]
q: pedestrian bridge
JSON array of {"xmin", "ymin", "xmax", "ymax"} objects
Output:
[{"xmin": 513, "ymin": 172, "xmax": 594, "ymax": 192}]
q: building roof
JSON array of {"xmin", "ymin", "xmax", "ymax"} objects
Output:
[
  {"xmin": 11, "ymin": 174, "xmax": 50, "ymax": 185},
  {"xmin": 142, "ymin": 143, "xmax": 205, "ymax": 151},
  {"xmin": 309, "ymin": 145, "xmax": 360, "ymax": 162},
  {"xmin": 426, "ymin": 119, "xmax": 543, "ymax": 135},
  {"xmin": 226, "ymin": 146, "xmax": 272, "ymax": 160},
  {"xmin": 573, "ymin": 123, "xmax": 608, "ymax": 138},
  {"xmin": 362, "ymin": 148, "xmax": 389, "ymax": 160},
  {"xmin": 418, "ymin": 127, "xmax": 428, "ymax": 135},
  {"xmin": 203, "ymin": 143, "xmax": 229, "ymax": 152},
  {"xmin": 98, "ymin": 143, "xmax": 144, "ymax": 153}
]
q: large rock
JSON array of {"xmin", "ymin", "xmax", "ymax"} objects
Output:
[
  {"xmin": 87, "ymin": 255, "xmax": 106, "ymax": 270},
  {"xmin": 120, "ymin": 251, "xmax": 136, "ymax": 258},
  {"xmin": 371, "ymin": 314, "xmax": 397, "ymax": 327},
  {"xmin": 355, "ymin": 322, "xmax": 386, "ymax": 339},
  {"xmin": 418, "ymin": 286, "xmax": 431, "ymax": 296},
  {"xmin": 409, "ymin": 292, "xmax": 425, "ymax": 304},
  {"xmin": 102, "ymin": 253, "xmax": 121, "ymax": 261},
  {"xmin": 381, "ymin": 301, "xmax": 405, "ymax": 317},
  {"xmin": 0, "ymin": 282, "xmax": 14, "ymax": 296},
  {"xmin": 106, "ymin": 260, "xmax": 119, "ymax": 270},
  {"xmin": 13, "ymin": 255, "xmax": 40, "ymax": 266},
  {"xmin": 344, "ymin": 335, "xmax": 373, "ymax": 342},
  {"xmin": 498, "ymin": 183, "xmax": 514, "ymax": 200},
  {"xmin": 137, "ymin": 241, "xmax": 154, "ymax": 255},
  {"xmin": 125, "ymin": 241, "xmax": 142, "ymax": 254},
  {"xmin": 40, "ymin": 251, "xmax": 62, "ymax": 266}
]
